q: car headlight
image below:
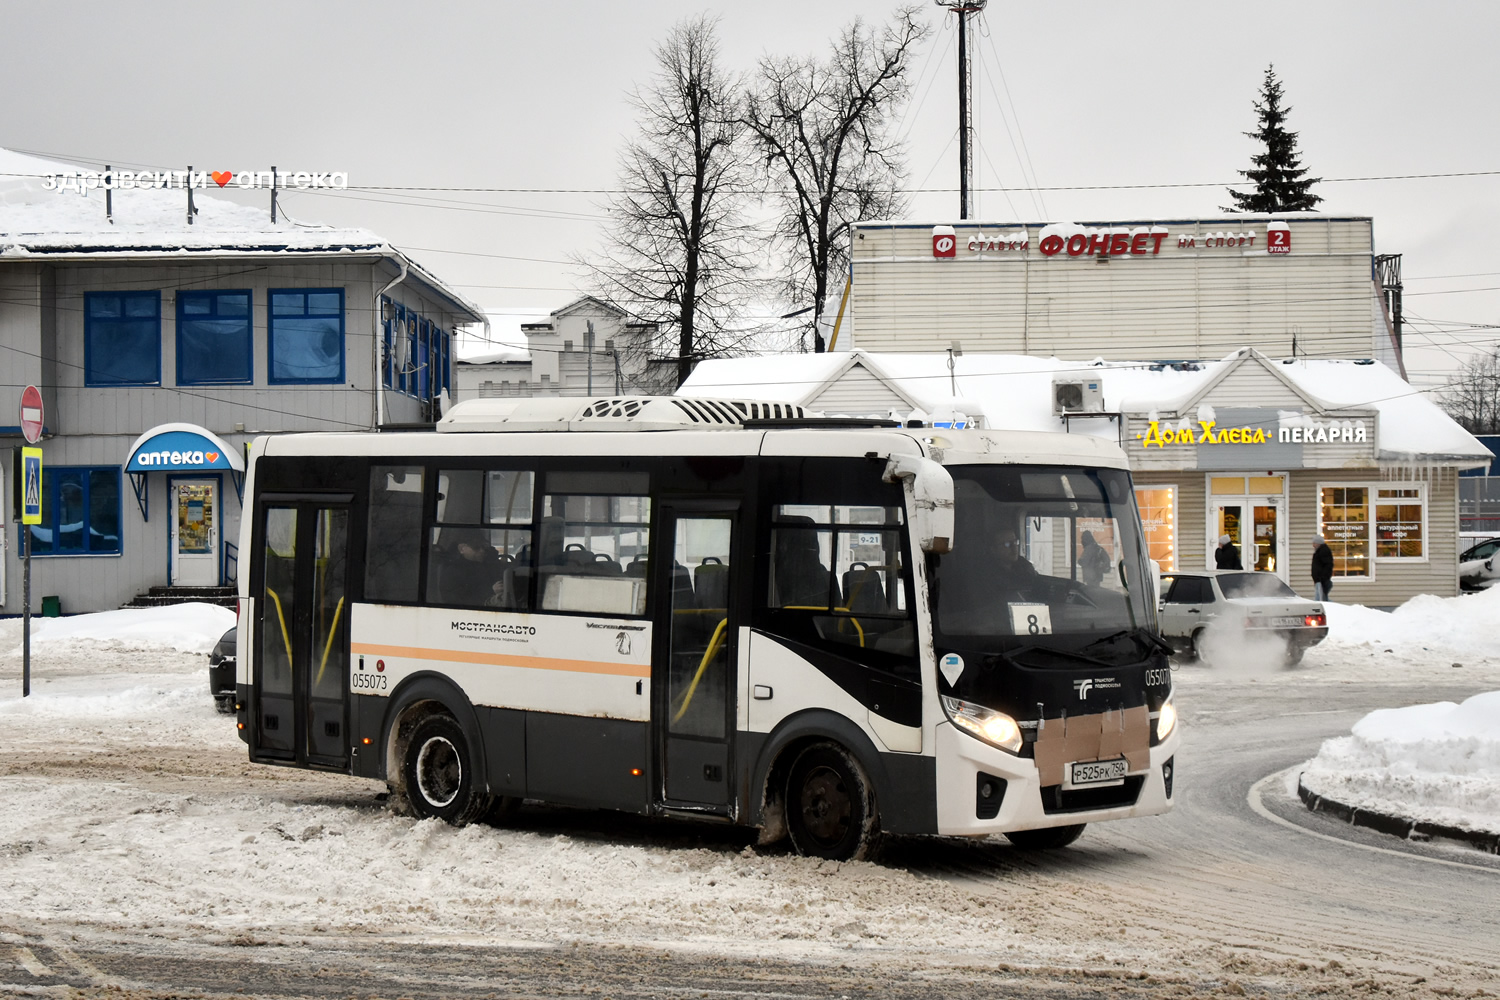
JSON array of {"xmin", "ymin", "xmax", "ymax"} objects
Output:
[
  {"xmin": 1154, "ymin": 698, "xmax": 1177, "ymax": 742},
  {"xmin": 941, "ymin": 695, "xmax": 1023, "ymax": 754}
]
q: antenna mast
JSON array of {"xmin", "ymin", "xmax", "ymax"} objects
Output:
[{"xmin": 933, "ymin": 1, "xmax": 987, "ymax": 219}]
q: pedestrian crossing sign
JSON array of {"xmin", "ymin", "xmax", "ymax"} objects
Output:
[{"xmin": 21, "ymin": 447, "xmax": 42, "ymax": 525}]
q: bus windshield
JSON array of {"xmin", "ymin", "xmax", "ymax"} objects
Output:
[{"xmin": 932, "ymin": 465, "xmax": 1153, "ymax": 660}]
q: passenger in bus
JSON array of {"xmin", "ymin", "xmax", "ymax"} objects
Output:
[
  {"xmin": 433, "ymin": 528, "xmax": 504, "ymax": 606},
  {"xmin": 1078, "ymin": 530, "xmax": 1112, "ymax": 586}
]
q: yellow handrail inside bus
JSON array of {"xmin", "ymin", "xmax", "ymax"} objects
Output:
[
  {"xmin": 314, "ymin": 596, "xmax": 346, "ymax": 686},
  {"xmin": 780, "ymin": 606, "xmax": 865, "ymax": 647},
  {"xmin": 673, "ymin": 616, "xmax": 729, "ymax": 724},
  {"xmin": 265, "ymin": 588, "xmax": 294, "ymax": 668}
]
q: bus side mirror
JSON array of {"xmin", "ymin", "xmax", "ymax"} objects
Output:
[{"xmin": 883, "ymin": 453, "xmax": 954, "ymax": 554}]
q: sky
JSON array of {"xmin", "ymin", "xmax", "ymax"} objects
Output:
[{"xmin": 1, "ymin": 0, "xmax": 1496, "ymax": 387}]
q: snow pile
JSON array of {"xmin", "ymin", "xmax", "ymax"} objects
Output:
[
  {"xmin": 1322, "ymin": 586, "xmax": 1500, "ymax": 661},
  {"xmin": 1300, "ymin": 691, "xmax": 1500, "ymax": 836},
  {"xmin": 9, "ymin": 602, "xmax": 234, "ymax": 655}
]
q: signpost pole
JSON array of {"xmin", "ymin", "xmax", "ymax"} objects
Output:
[
  {"xmin": 22, "ymin": 517, "xmax": 29, "ymax": 698},
  {"xmin": 19, "ymin": 384, "xmax": 44, "ymax": 698}
]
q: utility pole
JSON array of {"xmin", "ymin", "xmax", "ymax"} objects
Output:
[
  {"xmin": 586, "ymin": 320, "xmax": 596, "ymax": 395},
  {"xmin": 933, "ymin": 1, "xmax": 988, "ymax": 219}
]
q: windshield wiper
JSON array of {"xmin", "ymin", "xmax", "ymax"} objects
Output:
[
  {"xmin": 1081, "ymin": 628, "xmax": 1174, "ymax": 657},
  {"xmin": 990, "ymin": 644, "xmax": 1118, "ymax": 669}
]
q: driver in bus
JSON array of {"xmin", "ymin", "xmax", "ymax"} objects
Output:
[{"xmin": 997, "ymin": 528, "xmax": 1038, "ymax": 585}]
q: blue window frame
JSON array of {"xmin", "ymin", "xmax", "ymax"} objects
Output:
[
  {"xmin": 26, "ymin": 466, "xmax": 122, "ymax": 556},
  {"xmin": 379, "ymin": 298, "xmax": 451, "ymax": 399},
  {"xmin": 177, "ymin": 290, "xmax": 252, "ymax": 385},
  {"xmin": 416, "ymin": 318, "xmax": 431, "ymax": 400},
  {"xmin": 381, "ymin": 297, "xmax": 397, "ymax": 389},
  {"xmin": 268, "ymin": 288, "xmax": 344, "ymax": 384},
  {"xmin": 85, "ymin": 291, "xmax": 161, "ymax": 386}
]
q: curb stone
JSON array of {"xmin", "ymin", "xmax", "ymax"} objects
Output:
[{"xmin": 1297, "ymin": 773, "xmax": 1500, "ymax": 855}]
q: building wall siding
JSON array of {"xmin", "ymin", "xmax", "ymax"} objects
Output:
[{"xmin": 849, "ymin": 218, "xmax": 1384, "ymax": 361}]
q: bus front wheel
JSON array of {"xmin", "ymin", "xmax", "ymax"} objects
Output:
[
  {"xmin": 785, "ymin": 742, "xmax": 879, "ymax": 862},
  {"xmin": 400, "ymin": 713, "xmax": 491, "ymax": 826}
]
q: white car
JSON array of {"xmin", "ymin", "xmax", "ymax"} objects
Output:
[
  {"xmin": 1157, "ymin": 570, "xmax": 1328, "ymax": 665},
  {"xmin": 1458, "ymin": 537, "xmax": 1500, "ymax": 591}
]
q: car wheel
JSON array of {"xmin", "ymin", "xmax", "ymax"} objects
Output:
[
  {"xmin": 1283, "ymin": 642, "xmax": 1305, "ymax": 666},
  {"xmin": 1191, "ymin": 629, "xmax": 1210, "ymax": 664},
  {"xmin": 1006, "ymin": 823, "xmax": 1087, "ymax": 850},
  {"xmin": 785, "ymin": 742, "xmax": 879, "ymax": 862},
  {"xmin": 213, "ymin": 696, "xmax": 235, "ymax": 715},
  {"xmin": 400, "ymin": 713, "xmax": 491, "ymax": 826}
]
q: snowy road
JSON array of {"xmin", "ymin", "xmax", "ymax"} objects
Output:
[{"xmin": 2, "ymin": 610, "xmax": 1498, "ymax": 998}]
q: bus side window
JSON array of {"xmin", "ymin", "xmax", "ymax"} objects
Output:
[
  {"xmin": 766, "ymin": 504, "xmax": 915, "ymax": 664},
  {"xmin": 365, "ymin": 465, "xmax": 424, "ymax": 603},
  {"xmin": 427, "ymin": 468, "xmax": 535, "ymax": 611},
  {"xmin": 537, "ymin": 472, "xmax": 651, "ymax": 616}
]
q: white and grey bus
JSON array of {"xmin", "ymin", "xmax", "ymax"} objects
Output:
[{"xmin": 235, "ymin": 396, "xmax": 1178, "ymax": 860}]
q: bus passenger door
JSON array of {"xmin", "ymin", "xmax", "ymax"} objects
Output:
[
  {"xmin": 254, "ymin": 499, "xmax": 352, "ymax": 769},
  {"xmin": 655, "ymin": 503, "xmax": 739, "ymax": 811}
]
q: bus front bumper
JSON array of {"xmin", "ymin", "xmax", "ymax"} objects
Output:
[{"xmin": 932, "ymin": 721, "xmax": 1180, "ymax": 836}]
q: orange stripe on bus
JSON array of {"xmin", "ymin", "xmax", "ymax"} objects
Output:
[{"xmin": 349, "ymin": 642, "xmax": 649, "ymax": 678}]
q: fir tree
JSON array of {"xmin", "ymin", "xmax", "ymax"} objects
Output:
[{"xmin": 1225, "ymin": 65, "xmax": 1322, "ymax": 213}]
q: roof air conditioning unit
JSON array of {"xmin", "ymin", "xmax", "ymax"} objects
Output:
[{"xmin": 1053, "ymin": 377, "xmax": 1104, "ymax": 415}]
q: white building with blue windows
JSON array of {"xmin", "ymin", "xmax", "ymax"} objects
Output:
[{"xmin": 0, "ymin": 148, "xmax": 482, "ymax": 613}]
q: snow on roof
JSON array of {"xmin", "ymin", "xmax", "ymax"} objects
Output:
[
  {"xmin": 679, "ymin": 348, "xmax": 1489, "ymax": 463},
  {"xmin": 0, "ymin": 147, "xmax": 484, "ymax": 320},
  {"xmin": 0, "ymin": 147, "xmax": 379, "ymax": 253}
]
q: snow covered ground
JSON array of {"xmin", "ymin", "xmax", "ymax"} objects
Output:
[{"xmin": 1, "ymin": 593, "xmax": 1497, "ymax": 972}]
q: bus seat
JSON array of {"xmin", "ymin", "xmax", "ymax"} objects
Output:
[
  {"xmin": 694, "ymin": 556, "xmax": 729, "ymax": 611},
  {"xmin": 589, "ymin": 553, "xmax": 623, "ymax": 576},
  {"xmin": 564, "ymin": 542, "xmax": 594, "ymax": 568},
  {"xmin": 625, "ymin": 558, "xmax": 649, "ymax": 578},
  {"xmin": 841, "ymin": 562, "xmax": 887, "ymax": 614}
]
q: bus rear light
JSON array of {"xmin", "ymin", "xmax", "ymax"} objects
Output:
[
  {"xmin": 237, "ymin": 722, "xmax": 245, "ymax": 730},
  {"xmin": 362, "ymin": 737, "xmax": 373, "ymax": 745},
  {"xmin": 630, "ymin": 768, "xmax": 642, "ymax": 777},
  {"xmin": 1305, "ymin": 614, "xmax": 1326, "ymax": 627}
]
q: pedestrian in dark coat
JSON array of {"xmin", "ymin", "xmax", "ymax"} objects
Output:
[
  {"xmin": 1214, "ymin": 533, "xmax": 1242, "ymax": 570},
  {"xmin": 1311, "ymin": 535, "xmax": 1334, "ymax": 602}
]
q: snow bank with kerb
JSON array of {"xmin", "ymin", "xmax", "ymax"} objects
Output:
[{"xmin": 1300, "ymin": 691, "xmax": 1500, "ymax": 836}]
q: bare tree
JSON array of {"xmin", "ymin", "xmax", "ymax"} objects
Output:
[
  {"xmin": 745, "ymin": 6, "xmax": 930, "ymax": 352},
  {"xmin": 582, "ymin": 16, "xmax": 761, "ymax": 387},
  {"xmin": 1441, "ymin": 348, "xmax": 1500, "ymax": 434}
]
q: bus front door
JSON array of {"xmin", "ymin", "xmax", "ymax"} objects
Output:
[
  {"xmin": 656, "ymin": 503, "xmax": 739, "ymax": 812},
  {"xmin": 254, "ymin": 500, "xmax": 352, "ymax": 769}
]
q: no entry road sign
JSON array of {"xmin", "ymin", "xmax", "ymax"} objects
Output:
[{"xmin": 20, "ymin": 384, "xmax": 43, "ymax": 444}]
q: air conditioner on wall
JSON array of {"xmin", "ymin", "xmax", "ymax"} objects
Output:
[{"xmin": 1052, "ymin": 377, "xmax": 1104, "ymax": 415}]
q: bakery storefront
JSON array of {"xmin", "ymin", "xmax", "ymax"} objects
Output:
[{"xmin": 1123, "ymin": 352, "xmax": 1487, "ymax": 604}]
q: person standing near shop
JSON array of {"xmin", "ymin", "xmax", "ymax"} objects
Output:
[
  {"xmin": 1311, "ymin": 535, "xmax": 1334, "ymax": 602},
  {"xmin": 1215, "ymin": 533, "xmax": 1242, "ymax": 570}
]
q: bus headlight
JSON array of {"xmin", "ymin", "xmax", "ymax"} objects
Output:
[
  {"xmin": 1155, "ymin": 698, "xmax": 1177, "ymax": 742},
  {"xmin": 941, "ymin": 695, "xmax": 1023, "ymax": 754}
]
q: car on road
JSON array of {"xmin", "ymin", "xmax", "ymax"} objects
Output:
[
  {"xmin": 1158, "ymin": 570, "xmax": 1327, "ymax": 664},
  {"xmin": 208, "ymin": 627, "xmax": 236, "ymax": 714},
  {"xmin": 1458, "ymin": 537, "xmax": 1500, "ymax": 591}
]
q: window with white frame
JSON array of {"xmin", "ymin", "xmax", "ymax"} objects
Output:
[
  {"xmin": 1319, "ymin": 483, "xmax": 1427, "ymax": 578},
  {"xmin": 1374, "ymin": 487, "xmax": 1425, "ymax": 559}
]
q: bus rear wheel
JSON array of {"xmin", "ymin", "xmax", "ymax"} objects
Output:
[
  {"xmin": 1005, "ymin": 823, "xmax": 1086, "ymax": 850},
  {"xmin": 785, "ymin": 742, "xmax": 879, "ymax": 862},
  {"xmin": 400, "ymin": 713, "xmax": 490, "ymax": 826}
]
